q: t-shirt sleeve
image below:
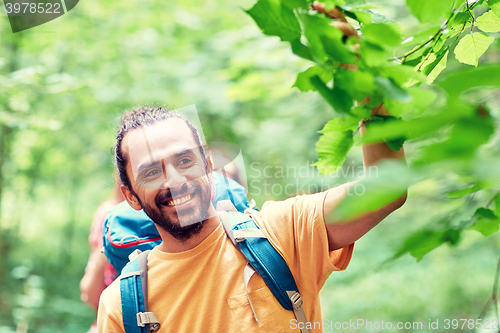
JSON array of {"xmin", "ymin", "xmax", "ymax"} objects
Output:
[
  {"xmin": 97, "ymin": 281, "xmax": 125, "ymax": 333},
  {"xmin": 248, "ymin": 190, "xmax": 354, "ymax": 295}
]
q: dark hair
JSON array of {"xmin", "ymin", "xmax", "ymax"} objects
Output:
[{"xmin": 115, "ymin": 106, "xmax": 208, "ymax": 191}]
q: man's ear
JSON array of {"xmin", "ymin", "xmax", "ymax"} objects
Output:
[
  {"xmin": 121, "ymin": 185, "xmax": 142, "ymax": 211},
  {"xmin": 207, "ymin": 154, "xmax": 214, "ymax": 172}
]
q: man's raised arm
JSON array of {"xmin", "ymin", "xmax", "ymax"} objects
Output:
[{"xmin": 324, "ymin": 103, "xmax": 407, "ymax": 251}]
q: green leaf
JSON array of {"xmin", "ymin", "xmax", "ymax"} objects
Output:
[
  {"xmin": 319, "ymin": 115, "xmax": 360, "ymax": 133},
  {"xmin": 310, "ymin": 75, "xmax": 353, "ymax": 113},
  {"xmin": 282, "ymin": 0, "xmax": 308, "ymax": 10},
  {"xmin": 383, "ymin": 64, "xmax": 425, "ymax": 86},
  {"xmin": 334, "ymin": 68, "xmax": 375, "ymax": 101},
  {"xmin": 437, "ymin": 64, "xmax": 500, "ymax": 102},
  {"xmin": 425, "ymin": 49, "xmax": 449, "ymax": 84},
  {"xmin": 367, "ymin": 115, "xmax": 406, "ymax": 151},
  {"xmin": 421, "ymin": 116, "xmax": 495, "ymax": 163},
  {"xmin": 384, "ymin": 88, "xmax": 437, "ymax": 116},
  {"xmin": 374, "ymin": 77, "xmax": 412, "ymax": 102},
  {"xmin": 406, "ymin": 0, "xmax": 455, "ymax": 24},
  {"xmin": 403, "ymin": 26, "xmax": 440, "ymax": 47},
  {"xmin": 362, "ymin": 104, "xmax": 474, "ymax": 143},
  {"xmin": 454, "ymin": 33, "xmax": 494, "ymax": 67},
  {"xmin": 476, "ymin": 10, "xmax": 500, "ymax": 32},
  {"xmin": 362, "ymin": 23, "xmax": 402, "ymax": 47},
  {"xmin": 293, "ymin": 66, "xmax": 332, "ymax": 92},
  {"xmin": 246, "ymin": 0, "xmax": 302, "ymax": 42},
  {"xmin": 490, "ymin": 0, "xmax": 500, "ymax": 18},
  {"xmin": 450, "ymin": 11, "xmax": 473, "ymax": 27},
  {"xmin": 300, "ymin": 13, "xmax": 357, "ymax": 64},
  {"xmin": 290, "ymin": 39, "xmax": 314, "ymax": 61},
  {"xmin": 394, "ymin": 229, "xmax": 461, "ymax": 261},
  {"xmin": 495, "ymin": 195, "xmax": 500, "ymax": 218},
  {"xmin": 313, "ymin": 118, "xmax": 354, "ymax": 175},
  {"xmin": 360, "ymin": 41, "xmax": 388, "ymax": 67},
  {"xmin": 317, "ymin": 0, "xmax": 346, "ymax": 11},
  {"xmin": 447, "ymin": 184, "xmax": 482, "ymax": 198},
  {"xmin": 331, "ymin": 160, "xmax": 410, "ymax": 219},
  {"xmin": 467, "ymin": 207, "xmax": 500, "ymax": 237}
]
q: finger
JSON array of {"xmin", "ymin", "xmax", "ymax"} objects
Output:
[
  {"xmin": 331, "ymin": 21, "xmax": 359, "ymax": 39},
  {"xmin": 311, "ymin": 1, "xmax": 348, "ymax": 22}
]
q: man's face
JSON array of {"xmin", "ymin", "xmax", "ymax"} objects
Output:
[{"xmin": 123, "ymin": 118, "xmax": 212, "ymax": 241}]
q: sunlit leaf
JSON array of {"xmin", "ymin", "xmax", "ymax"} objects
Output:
[
  {"xmin": 476, "ymin": 10, "xmax": 500, "ymax": 32},
  {"xmin": 454, "ymin": 33, "xmax": 494, "ymax": 67},
  {"xmin": 425, "ymin": 49, "xmax": 448, "ymax": 84}
]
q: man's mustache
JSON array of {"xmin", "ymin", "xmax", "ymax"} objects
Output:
[{"xmin": 155, "ymin": 182, "xmax": 201, "ymax": 206}]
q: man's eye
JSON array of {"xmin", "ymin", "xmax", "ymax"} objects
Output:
[
  {"xmin": 145, "ymin": 169, "xmax": 161, "ymax": 177},
  {"xmin": 179, "ymin": 158, "xmax": 192, "ymax": 165}
]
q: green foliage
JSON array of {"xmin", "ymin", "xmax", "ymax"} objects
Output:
[
  {"xmin": 312, "ymin": 117, "xmax": 357, "ymax": 174},
  {"xmin": 406, "ymin": 0, "xmax": 455, "ymax": 24},
  {"xmin": 467, "ymin": 207, "xmax": 500, "ymax": 237},
  {"xmin": 476, "ymin": 10, "xmax": 500, "ymax": 32},
  {"xmin": 454, "ymin": 33, "xmax": 495, "ymax": 67},
  {"xmin": 246, "ymin": 0, "xmax": 301, "ymax": 42},
  {"xmin": 246, "ymin": 0, "xmax": 500, "ymax": 262}
]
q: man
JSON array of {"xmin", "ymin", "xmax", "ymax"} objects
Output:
[{"xmin": 98, "ymin": 102, "xmax": 406, "ymax": 332}]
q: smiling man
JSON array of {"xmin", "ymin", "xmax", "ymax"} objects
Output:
[{"xmin": 97, "ymin": 105, "xmax": 406, "ymax": 333}]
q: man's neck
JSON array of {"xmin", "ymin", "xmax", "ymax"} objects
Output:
[{"xmin": 156, "ymin": 206, "xmax": 221, "ymax": 253}]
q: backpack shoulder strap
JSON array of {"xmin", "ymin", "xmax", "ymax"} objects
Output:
[
  {"xmin": 119, "ymin": 250, "xmax": 160, "ymax": 333},
  {"xmin": 219, "ymin": 210, "xmax": 311, "ymax": 333}
]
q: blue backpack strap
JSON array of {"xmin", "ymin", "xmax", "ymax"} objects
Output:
[
  {"xmin": 119, "ymin": 250, "xmax": 160, "ymax": 333},
  {"xmin": 219, "ymin": 211, "xmax": 311, "ymax": 333}
]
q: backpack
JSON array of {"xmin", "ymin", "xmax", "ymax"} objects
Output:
[
  {"xmin": 119, "ymin": 205, "xmax": 311, "ymax": 333},
  {"xmin": 103, "ymin": 171, "xmax": 253, "ymax": 274}
]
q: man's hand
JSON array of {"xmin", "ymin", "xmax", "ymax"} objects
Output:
[{"xmin": 311, "ymin": 1, "xmax": 359, "ymax": 39}]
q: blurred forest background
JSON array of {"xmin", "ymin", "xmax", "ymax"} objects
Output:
[{"xmin": 0, "ymin": 0, "xmax": 499, "ymax": 332}]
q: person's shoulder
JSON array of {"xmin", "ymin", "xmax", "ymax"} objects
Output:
[
  {"xmin": 98, "ymin": 277, "xmax": 125, "ymax": 332},
  {"xmin": 99, "ymin": 276, "xmax": 122, "ymax": 314}
]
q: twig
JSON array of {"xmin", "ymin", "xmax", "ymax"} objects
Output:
[{"xmin": 479, "ymin": 258, "xmax": 500, "ymax": 322}]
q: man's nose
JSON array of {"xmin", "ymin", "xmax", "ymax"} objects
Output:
[{"xmin": 163, "ymin": 163, "xmax": 187, "ymax": 190}]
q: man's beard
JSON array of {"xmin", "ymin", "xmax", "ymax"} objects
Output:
[{"xmin": 140, "ymin": 176, "xmax": 212, "ymax": 242}]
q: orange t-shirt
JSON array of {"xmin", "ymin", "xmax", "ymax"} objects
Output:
[{"xmin": 98, "ymin": 190, "xmax": 354, "ymax": 333}]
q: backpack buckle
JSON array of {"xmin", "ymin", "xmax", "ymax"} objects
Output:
[
  {"xmin": 289, "ymin": 292, "xmax": 303, "ymax": 310},
  {"xmin": 137, "ymin": 312, "xmax": 160, "ymax": 330}
]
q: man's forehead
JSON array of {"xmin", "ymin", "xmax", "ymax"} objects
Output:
[{"xmin": 125, "ymin": 118, "xmax": 200, "ymax": 167}]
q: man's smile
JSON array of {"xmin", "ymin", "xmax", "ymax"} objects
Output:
[{"xmin": 164, "ymin": 192, "xmax": 195, "ymax": 207}]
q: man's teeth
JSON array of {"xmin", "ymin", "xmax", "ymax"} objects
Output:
[{"xmin": 167, "ymin": 194, "xmax": 192, "ymax": 206}]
